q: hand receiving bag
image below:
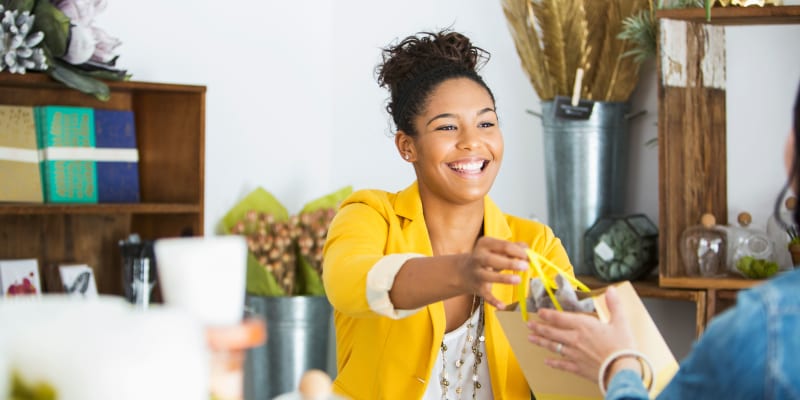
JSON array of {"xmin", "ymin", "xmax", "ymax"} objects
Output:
[{"xmin": 496, "ymin": 249, "xmax": 679, "ymax": 400}]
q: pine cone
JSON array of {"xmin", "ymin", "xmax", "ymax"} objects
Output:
[{"xmin": 0, "ymin": 7, "xmax": 47, "ymax": 74}]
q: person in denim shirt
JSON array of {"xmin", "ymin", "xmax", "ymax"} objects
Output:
[{"xmin": 526, "ymin": 82, "xmax": 800, "ymax": 400}]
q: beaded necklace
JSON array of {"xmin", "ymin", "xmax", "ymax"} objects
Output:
[{"xmin": 439, "ymin": 296, "xmax": 485, "ymax": 400}]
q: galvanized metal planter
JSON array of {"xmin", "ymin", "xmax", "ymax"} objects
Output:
[
  {"xmin": 541, "ymin": 101, "xmax": 631, "ymax": 275},
  {"xmin": 243, "ymin": 295, "xmax": 333, "ymax": 399}
]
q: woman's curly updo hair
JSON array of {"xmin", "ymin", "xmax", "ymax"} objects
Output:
[{"xmin": 376, "ymin": 29, "xmax": 495, "ymax": 137}]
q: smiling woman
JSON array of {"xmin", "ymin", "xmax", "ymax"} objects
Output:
[{"xmin": 321, "ymin": 29, "xmax": 573, "ymax": 400}]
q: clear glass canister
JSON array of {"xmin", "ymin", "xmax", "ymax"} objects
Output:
[
  {"xmin": 680, "ymin": 213, "xmax": 727, "ymax": 277},
  {"xmin": 766, "ymin": 196, "xmax": 798, "ymax": 271},
  {"xmin": 584, "ymin": 214, "xmax": 658, "ymax": 282},
  {"xmin": 728, "ymin": 212, "xmax": 779, "ymax": 279}
]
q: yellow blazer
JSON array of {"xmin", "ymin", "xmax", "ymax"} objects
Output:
[{"xmin": 322, "ymin": 182, "xmax": 573, "ymax": 399}]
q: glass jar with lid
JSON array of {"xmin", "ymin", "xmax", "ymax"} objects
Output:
[
  {"xmin": 680, "ymin": 213, "xmax": 727, "ymax": 277},
  {"xmin": 728, "ymin": 212, "xmax": 779, "ymax": 279},
  {"xmin": 766, "ymin": 196, "xmax": 798, "ymax": 271}
]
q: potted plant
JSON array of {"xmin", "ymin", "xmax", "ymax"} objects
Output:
[
  {"xmin": 501, "ymin": 0, "xmax": 652, "ymax": 273},
  {"xmin": 220, "ymin": 186, "xmax": 351, "ymax": 399}
]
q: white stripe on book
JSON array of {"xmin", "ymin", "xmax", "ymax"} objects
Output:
[
  {"xmin": 41, "ymin": 147, "xmax": 139, "ymax": 162},
  {"xmin": 0, "ymin": 146, "xmax": 39, "ymax": 163}
]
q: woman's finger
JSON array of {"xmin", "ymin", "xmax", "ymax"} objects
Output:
[
  {"xmin": 543, "ymin": 358, "xmax": 586, "ymax": 378},
  {"xmin": 528, "ymin": 320, "xmax": 572, "ymax": 346},
  {"xmin": 481, "ymin": 291, "xmax": 506, "ymax": 310},
  {"xmin": 473, "ymin": 251, "xmax": 528, "ymax": 272},
  {"xmin": 528, "ymin": 334, "xmax": 568, "ymax": 357},
  {"xmin": 537, "ymin": 307, "xmax": 595, "ymax": 330}
]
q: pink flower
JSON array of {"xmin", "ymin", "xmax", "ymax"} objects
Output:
[
  {"xmin": 53, "ymin": 0, "xmax": 107, "ymax": 25},
  {"xmin": 90, "ymin": 26, "xmax": 121, "ymax": 64},
  {"xmin": 54, "ymin": 0, "xmax": 121, "ymax": 66}
]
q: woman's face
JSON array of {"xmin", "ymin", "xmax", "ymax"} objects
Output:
[{"xmin": 402, "ymin": 77, "xmax": 503, "ymax": 205}]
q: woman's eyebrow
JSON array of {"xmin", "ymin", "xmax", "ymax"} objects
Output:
[
  {"xmin": 426, "ymin": 108, "xmax": 496, "ymax": 126},
  {"xmin": 426, "ymin": 113, "xmax": 455, "ymax": 126}
]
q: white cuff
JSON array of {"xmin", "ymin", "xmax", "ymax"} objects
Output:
[{"xmin": 366, "ymin": 253, "xmax": 425, "ymax": 319}]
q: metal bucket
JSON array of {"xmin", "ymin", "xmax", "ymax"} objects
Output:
[
  {"xmin": 243, "ymin": 295, "xmax": 333, "ymax": 399},
  {"xmin": 541, "ymin": 101, "xmax": 630, "ymax": 275}
]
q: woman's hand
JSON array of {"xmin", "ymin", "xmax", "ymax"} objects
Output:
[
  {"xmin": 459, "ymin": 237, "xmax": 530, "ymax": 309},
  {"xmin": 526, "ymin": 286, "xmax": 637, "ymax": 383}
]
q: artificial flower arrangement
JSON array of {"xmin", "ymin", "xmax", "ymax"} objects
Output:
[
  {"xmin": 220, "ymin": 186, "xmax": 352, "ymax": 297},
  {"xmin": 0, "ymin": 0, "xmax": 129, "ymax": 100}
]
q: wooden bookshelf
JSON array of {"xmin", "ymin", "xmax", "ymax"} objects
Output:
[{"xmin": 0, "ymin": 72, "xmax": 205, "ymax": 296}]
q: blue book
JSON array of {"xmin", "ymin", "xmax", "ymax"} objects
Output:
[{"xmin": 93, "ymin": 109, "xmax": 140, "ymax": 203}]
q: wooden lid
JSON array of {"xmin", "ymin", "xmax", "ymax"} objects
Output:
[
  {"xmin": 737, "ymin": 212, "xmax": 752, "ymax": 227},
  {"xmin": 786, "ymin": 196, "xmax": 797, "ymax": 211},
  {"xmin": 206, "ymin": 317, "xmax": 267, "ymax": 351},
  {"xmin": 700, "ymin": 213, "xmax": 716, "ymax": 227}
]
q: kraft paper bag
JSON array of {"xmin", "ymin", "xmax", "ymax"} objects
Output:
[{"xmin": 496, "ymin": 281, "xmax": 679, "ymax": 400}]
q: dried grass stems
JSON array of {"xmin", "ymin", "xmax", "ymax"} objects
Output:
[{"xmin": 502, "ymin": 0, "xmax": 651, "ymax": 102}]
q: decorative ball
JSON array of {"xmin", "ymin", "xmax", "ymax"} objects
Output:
[{"xmin": 298, "ymin": 369, "xmax": 333, "ymax": 400}]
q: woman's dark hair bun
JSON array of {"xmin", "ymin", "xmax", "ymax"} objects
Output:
[
  {"xmin": 376, "ymin": 29, "xmax": 493, "ymax": 136},
  {"xmin": 377, "ymin": 30, "xmax": 488, "ymax": 89}
]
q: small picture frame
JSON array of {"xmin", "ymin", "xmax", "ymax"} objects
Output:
[
  {"xmin": 0, "ymin": 258, "xmax": 42, "ymax": 297},
  {"xmin": 59, "ymin": 264, "xmax": 98, "ymax": 298}
]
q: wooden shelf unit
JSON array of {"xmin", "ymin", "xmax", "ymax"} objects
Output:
[
  {"xmin": 579, "ymin": 275, "xmax": 708, "ymax": 338},
  {"xmin": 0, "ymin": 72, "xmax": 206, "ymax": 296},
  {"xmin": 656, "ymin": 6, "xmax": 799, "ymax": 290},
  {"xmin": 656, "ymin": 4, "xmax": 800, "ymax": 25}
]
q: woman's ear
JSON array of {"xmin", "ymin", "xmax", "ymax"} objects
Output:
[{"xmin": 395, "ymin": 131, "xmax": 415, "ymax": 162}]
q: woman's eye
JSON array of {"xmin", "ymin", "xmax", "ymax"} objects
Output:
[
  {"xmin": 436, "ymin": 125, "xmax": 457, "ymax": 131},
  {"xmin": 479, "ymin": 121, "xmax": 496, "ymax": 128}
]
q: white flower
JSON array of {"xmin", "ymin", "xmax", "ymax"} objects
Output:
[{"xmin": 62, "ymin": 23, "xmax": 96, "ymax": 64}]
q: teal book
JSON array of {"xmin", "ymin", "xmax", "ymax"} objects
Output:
[{"xmin": 35, "ymin": 106, "xmax": 98, "ymax": 203}]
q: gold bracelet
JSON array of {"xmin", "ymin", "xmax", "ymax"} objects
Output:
[{"xmin": 597, "ymin": 349, "xmax": 654, "ymax": 396}]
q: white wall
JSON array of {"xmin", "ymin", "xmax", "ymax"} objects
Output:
[{"xmin": 96, "ymin": 1, "xmax": 800, "ymax": 361}]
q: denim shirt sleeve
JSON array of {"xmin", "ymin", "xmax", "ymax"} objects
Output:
[
  {"xmin": 606, "ymin": 286, "xmax": 768, "ymax": 400},
  {"xmin": 606, "ymin": 369, "xmax": 650, "ymax": 400}
]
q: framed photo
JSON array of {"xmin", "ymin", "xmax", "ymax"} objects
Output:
[
  {"xmin": 59, "ymin": 264, "xmax": 98, "ymax": 298},
  {"xmin": 0, "ymin": 258, "xmax": 42, "ymax": 297}
]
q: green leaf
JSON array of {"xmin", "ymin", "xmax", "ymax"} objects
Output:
[
  {"xmin": 32, "ymin": 0, "xmax": 71, "ymax": 57},
  {"xmin": 219, "ymin": 187, "xmax": 289, "ymax": 234},
  {"xmin": 5, "ymin": 0, "xmax": 36, "ymax": 12},
  {"xmin": 48, "ymin": 62, "xmax": 110, "ymax": 101},
  {"xmin": 295, "ymin": 253, "xmax": 325, "ymax": 296},
  {"xmin": 246, "ymin": 251, "xmax": 285, "ymax": 296},
  {"xmin": 300, "ymin": 186, "xmax": 353, "ymax": 214},
  {"xmin": 79, "ymin": 69, "xmax": 132, "ymax": 82}
]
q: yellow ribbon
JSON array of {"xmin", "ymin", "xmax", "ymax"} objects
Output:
[{"xmin": 516, "ymin": 249, "xmax": 590, "ymax": 321}]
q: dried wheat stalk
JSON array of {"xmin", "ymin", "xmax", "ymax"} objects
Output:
[{"xmin": 502, "ymin": 0, "xmax": 649, "ymax": 102}]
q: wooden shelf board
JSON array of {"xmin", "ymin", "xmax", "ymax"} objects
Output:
[
  {"xmin": 659, "ymin": 275, "xmax": 763, "ymax": 290},
  {"xmin": 656, "ymin": 5, "xmax": 800, "ymax": 25},
  {"xmin": 577, "ymin": 274, "xmax": 704, "ymax": 302},
  {"xmin": 0, "ymin": 71, "xmax": 206, "ymax": 93},
  {"xmin": 0, "ymin": 203, "xmax": 202, "ymax": 215}
]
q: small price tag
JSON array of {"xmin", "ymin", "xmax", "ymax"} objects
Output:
[
  {"xmin": 553, "ymin": 95, "xmax": 594, "ymax": 120},
  {"xmin": 594, "ymin": 241, "xmax": 615, "ymax": 262}
]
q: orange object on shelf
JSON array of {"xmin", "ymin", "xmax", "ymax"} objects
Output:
[{"xmin": 206, "ymin": 318, "xmax": 267, "ymax": 400}]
